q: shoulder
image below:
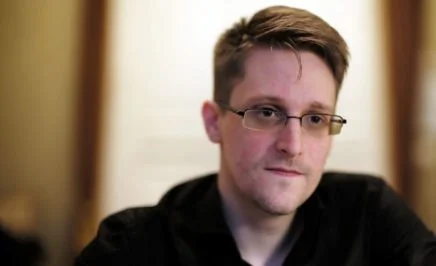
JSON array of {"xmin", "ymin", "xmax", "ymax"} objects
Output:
[
  {"xmin": 76, "ymin": 173, "xmax": 218, "ymax": 265},
  {"xmin": 317, "ymin": 171, "xmax": 388, "ymax": 207},
  {"xmin": 75, "ymin": 206, "xmax": 166, "ymax": 265},
  {"xmin": 97, "ymin": 206, "xmax": 166, "ymax": 240},
  {"xmin": 158, "ymin": 172, "xmax": 217, "ymax": 209},
  {"xmin": 319, "ymin": 171, "xmax": 385, "ymax": 189},
  {"xmin": 318, "ymin": 172, "xmax": 436, "ymax": 264},
  {"xmin": 100, "ymin": 206, "xmax": 160, "ymax": 226},
  {"xmin": 313, "ymin": 171, "xmax": 392, "ymax": 224}
]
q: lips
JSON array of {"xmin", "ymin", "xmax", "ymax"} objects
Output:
[{"xmin": 265, "ymin": 167, "xmax": 303, "ymax": 177}]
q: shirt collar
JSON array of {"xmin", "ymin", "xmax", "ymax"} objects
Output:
[{"xmin": 174, "ymin": 173, "xmax": 326, "ymax": 235}]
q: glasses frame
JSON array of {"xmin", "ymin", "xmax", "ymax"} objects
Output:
[{"xmin": 217, "ymin": 102, "xmax": 347, "ymax": 135}]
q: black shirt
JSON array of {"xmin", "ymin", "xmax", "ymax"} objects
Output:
[{"xmin": 76, "ymin": 172, "xmax": 436, "ymax": 266}]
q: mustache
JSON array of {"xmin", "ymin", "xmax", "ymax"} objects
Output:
[{"xmin": 264, "ymin": 158, "xmax": 309, "ymax": 174}]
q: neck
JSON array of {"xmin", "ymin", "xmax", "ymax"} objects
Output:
[{"xmin": 217, "ymin": 171, "xmax": 296, "ymax": 266}]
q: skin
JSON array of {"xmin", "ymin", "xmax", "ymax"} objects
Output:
[{"xmin": 202, "ymin": 47, "xmax": 337, "ymax": 265}]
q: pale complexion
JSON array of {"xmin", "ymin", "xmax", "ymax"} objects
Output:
[{"xmin": 202, "ymin": 48, "xmax": 337, "ymax": 266}]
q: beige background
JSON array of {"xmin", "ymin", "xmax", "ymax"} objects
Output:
[
  {"xmin": 0, "ymin": 1, "xmax": 82, "ymax": 265},
  {"xmin": 414, "ymin": 0, "xmax": 436, "ymax": 231}
]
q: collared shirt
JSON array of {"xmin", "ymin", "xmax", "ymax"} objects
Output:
[{"xmin": 76, "ymin": 172, "xmax": 436, "ymax": 266}]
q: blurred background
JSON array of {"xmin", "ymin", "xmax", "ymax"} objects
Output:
[{"xmin": 0, "ymin": 0, "xmax": 434, "ymax": 265}]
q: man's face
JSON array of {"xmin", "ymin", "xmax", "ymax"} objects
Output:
[{"xmin": 204, "ymin": 48, "xmax": 336, "ymax": 215}]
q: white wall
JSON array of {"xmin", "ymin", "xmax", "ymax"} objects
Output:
[{"xmin": 99, "ymin": 0, "xmax": 390, "ymax": 218}]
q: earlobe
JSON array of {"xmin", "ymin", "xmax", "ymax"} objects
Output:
[{"xmin": 201, "ymin": 101, "xmax": 221, "ymax": 143}]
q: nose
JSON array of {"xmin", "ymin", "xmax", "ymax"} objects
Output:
[{"xmin": 275, "ymin": 118, "xmax": 303, "ymax": 159}]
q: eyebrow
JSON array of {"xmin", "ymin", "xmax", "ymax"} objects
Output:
[
  {"xmin": 308, "ymin": 101, "xmax": 335, "ymax": 113},
  {"xmin": 242, "ymin": 96, "xmax": 335, "ymax": 113},
  {"xmin": 242, "ymin": 96, "xmax": 285, "ymax": 107}
]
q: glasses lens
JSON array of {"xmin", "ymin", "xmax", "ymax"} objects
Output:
[
  {"xmin": 243, "ymin": 109, "xmax": 283, "ymax": 131},
  {"xmin": 301, "ymin": 114, "xmax": 346, "ymax": 136},
  {"xmin": 301, "ymin": 114, "xmax": 331, "ymax": 136},
  {"xmin": 329, "ymin": 121, "xmax": 343, "ymax": 135},
  {"xmin": 241, "ymin": 109, "xmax": 346, "ymax": 136}
]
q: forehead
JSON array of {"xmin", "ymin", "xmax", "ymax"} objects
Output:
[{"xmin": 230, "ymin": 48, "xmax": 336, "ymax": 112}]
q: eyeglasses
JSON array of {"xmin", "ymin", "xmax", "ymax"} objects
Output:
[{"xmin": 217, "ymin": 102, "xmax": 347, "ymax": 136}]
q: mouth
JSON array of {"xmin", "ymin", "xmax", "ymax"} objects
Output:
[{"xmin": 264, "ymin": 167, "xmax": 303, "ymax": 177}]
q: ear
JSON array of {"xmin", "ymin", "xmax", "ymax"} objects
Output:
[{"xmin": 201, "ymin": 101, "xmax": 221, "ymax": 143}]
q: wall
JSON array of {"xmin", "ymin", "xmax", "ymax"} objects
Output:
[
  {"xmin": 99, "ymin": 0, "xmax": 391, "ymax": 218},
  {"xmin": 0, "ymin": 1, "xmax": 82, "ymax": 265},
  {"xmin": 414, "ymin": 0, "xmax": 436, "ymax": 231}
]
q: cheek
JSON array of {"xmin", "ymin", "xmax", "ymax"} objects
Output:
[
  {"xmin": 238, "ymin": 134, "xmax": 270, "ymax": 166},
  {"xmin": 224, "ymin": 128, "xmax": 272, "ymax": 170},
  {"xmin": 306, "ymin": 137, "xmax": 332, "ymax": 170}
]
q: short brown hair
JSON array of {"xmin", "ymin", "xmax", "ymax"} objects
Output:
[{"xmin": 213, "ymin": 6, "xmax": 350, "ymax": 104}]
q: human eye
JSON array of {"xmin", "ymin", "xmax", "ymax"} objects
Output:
[
  {"xmin": 304, "ymin": 113, "xmax": 329, "ymax": 127},
  {"xmin": 244, "ymin": 107, "xmax": 282, "ymax": 130},
  {"xmin": 309, "ymin": 114, "xmax": 325, "ymax": 123},
  {"xmin": 253, "ymin": 107, "xmax": 281, "ymax": 120}
]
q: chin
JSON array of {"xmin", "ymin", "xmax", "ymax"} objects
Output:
[
  {"xmin": 252, "ymin": 193, "xmax": 302, "ymax": 216},
  {"xmin": 257, "ymin": 203, "xmax": 298, "ymax": 216}
]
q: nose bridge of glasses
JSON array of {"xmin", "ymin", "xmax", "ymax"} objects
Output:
[
  {"xmin": 280, "ymin": 116, "xmax": 304, "ymax": 135},
  {"xmin": 277, "ymin": 115, "xmax": 303, "ymax": 153},
  {"xmin": 284, "ymin": 115, "xmax": 303, "ymax": 126}
]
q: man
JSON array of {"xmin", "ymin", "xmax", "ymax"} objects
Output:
[{"xmin": 76, "ymin": 6, "xmax": 436, "ymax": 266}]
